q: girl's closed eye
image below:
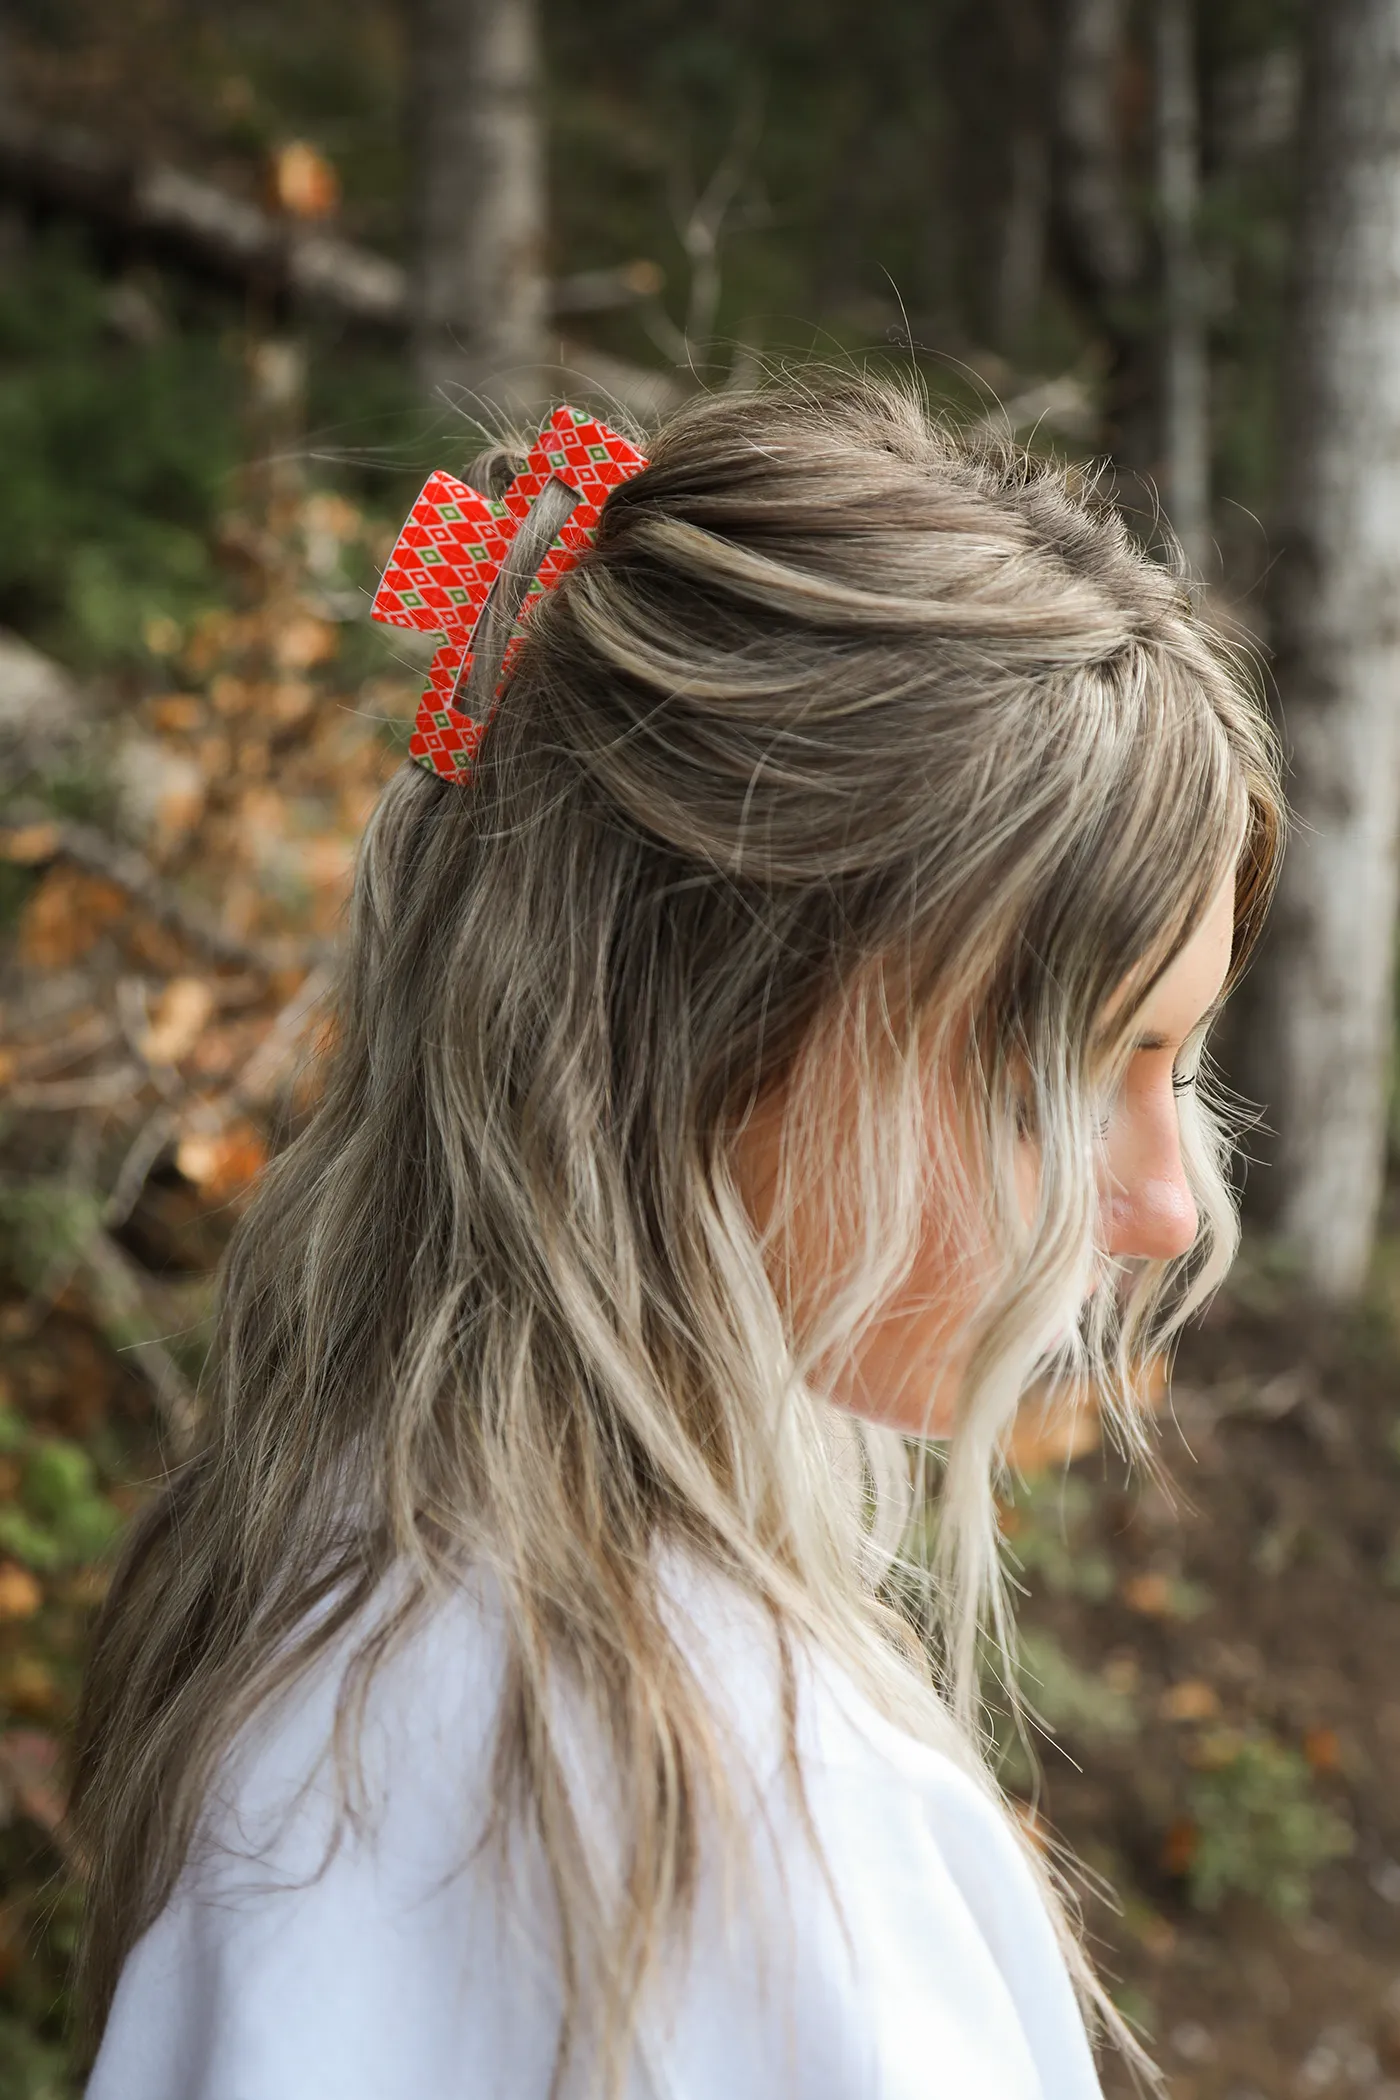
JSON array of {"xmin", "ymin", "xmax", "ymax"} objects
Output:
[{"xmin": 1097, "ymin": 1060, "xmax": 1197, "ymax": 1131}]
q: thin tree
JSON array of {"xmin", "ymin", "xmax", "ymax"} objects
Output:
[
  {"xmin": 1053, "ymin": 0, "xmax": 1140, "ymax": 309},
  {"xmin": 1239, "ymin": 0, "xmax": 1400, "ymax": 1300},
  {"xmin": 1051, "ymin": 0, "xmax": 1152, "ymax": 467},
  {"xmin": 1153, "ymin": 0, "xmax": 1209, "ymax": 576},
  {"xmin": 409, "ymin": 0, "xmax": 548, "ymax": 410},
  {"xmin": 993, "ymin": 0, "xmax": 1051, "ymax": 354}
]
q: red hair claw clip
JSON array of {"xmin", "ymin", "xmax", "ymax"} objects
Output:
[{"xmin": 372, "ymin": 406, "xmax": 649, "ymax": 783}]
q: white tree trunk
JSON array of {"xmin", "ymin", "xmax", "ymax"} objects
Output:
[
  {"xmin": 1154, "ymin": 0, "xmax": 1210, "ymax": 576},
  {"xmin": 1243, "ymin": 0, "xmax": 1400, "ymax": 1301},
  {"xmin": 411, "ymin": 0, "xmax": 548, "ymax": 409}
]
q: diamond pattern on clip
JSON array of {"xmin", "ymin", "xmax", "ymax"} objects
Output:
[
  {"xmin": 371, "ymin": 471, "xmax": 511, "ymax": 637},
  {"xmin": 372, "ymin": 410, "xmax": 648, "ymax": 783}
]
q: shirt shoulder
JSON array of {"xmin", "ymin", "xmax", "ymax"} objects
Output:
[{"xmin": 87, "ymin": 1566, "xmax": 1104, "ymax": 2100}]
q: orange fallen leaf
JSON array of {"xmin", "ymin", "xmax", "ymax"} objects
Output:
[
  {"xmin": 270, "ymin": 679, "xmax": 315, "ymax": 726},
  {"xmin": 17, "ymin": 868, "xmax": 125, "ymax": 969},
  {"xmin": 0, "ymin": 1567, "xmax": 41, "ymax": 1623},
  {"xmin": 195, "ymin": 733, "xmax": 233, "ymax": 779},
  {"xmin": 0, "ymin": 822, "xmax": 59, "ymax": 865},
  {"xmin": 1159, "ymin": 1679, "xmax": 1221, "ymax": 1723},
  {"xmin": 142, "ymin": 613, "xmax": 182, "ymax": 657},
  {"xmin": 270, "ymin": 140, "xmax": 340, "ymax": 221},
  {"xmin": 338, "ymin": 782, "xmax": 381, "ymax": 830},
  {"xmin": 186, "ymin": 1020, "xmax": 256, "ymax": 1081},
  {"xmin": 175, "ymin": 1123, "xmax": 269, "ymax": 1202},
  {"xmin": 1160, "ymin": 1816, "xmax": 1200, "ymax": 1877},
  {"xmin": 210, "ymin": 673, "xmax": 251, "ymax": 718},
  {"xmin": 183, "ymin": 606, "xmax": 235, "ymax": 675},
  {"xmin": 0, "ymin": 1657, "xmax": 59, "ymax": 1721},
  {"xmin": 1123, "ymin": 1572, "xmax": 1174, "ymax": 1616},
  {"xmin": 148, "ymin": 762, "xmax": 206, "ymax": 857},
  {"xmin": 125, "ymin": 916, "xmax": 193, "ymax": 975},
  {"xmin": 303, "ymin": 491, "xmax": 363, "ymax": 542},
  {"xmin": 1303, "ymin": 1726, "xmax": 1342, "ymax": 1773},
  {"xmin": 147, "ymin": 693, "xmax": 203, "ymax": 733},
  {"xmin": 143, "ymin": 976, "xmax": 216, "ymax": 1066},
  {"xmin": 274, "ymin": 613, "xmax": 338, "ymax": 670},
  {"xmin": 1184, "ymin": 1727, "xmax": 1246, "ymax": 1770}
]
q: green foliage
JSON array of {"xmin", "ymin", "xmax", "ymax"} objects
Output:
[
  {"xmin": 1005, "ymin": 1473, "xmax": 1115, "ymax": 1604},
  {"xmin": 0, "ymin": 235, "xmax": 235, "ymax": 664},
  {"xmin": 0, "ymin": 1414, "xmax": 120, "ymax": 1575},
  {"xmin": 0, "ymin": 867, "xmax": 36, "ymax": 938},
  {"xmin": 1017, "ymin": 1629, "xmax": 1138, "ymax": 1740},
  {"xmin": 1183, "ymin": 1732, "xmax": 1353, "ymax": 1918},
  {"xmin": 0, "ymin": 1875, "xmax": 85, "ymax": 2100},
  {"xmin": 1107, "ymin": 1982, "xmax": 1157, "ymax": 2046},
  {"xmin": 993, "ymin": 1627, "xmax": 1138, "ymax": 1790},
  {"xmin": 0, "ymin": 231, "xmax": 420, "ymax": 673},
  {"xmin": 0, "ymin": 2017, "xmax": 75, "ymax": 2100},
  {"xmin": 0, "ymin": 1187, "xmax": 104, "ymax": 1301}
]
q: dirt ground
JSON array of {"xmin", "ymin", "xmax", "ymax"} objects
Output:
[
  {"xmin": 1, "ymin": 1193, "xmax": 1398, "ymax": 2095},
  {"xmin": 1023, "ymin": 1266, "xmax": 1400, "ymax": 2100}
]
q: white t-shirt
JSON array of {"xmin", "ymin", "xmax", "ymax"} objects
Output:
[{"xmin": 86, "ymin": 1565, "xmax": 1105, "ymax": 2100}]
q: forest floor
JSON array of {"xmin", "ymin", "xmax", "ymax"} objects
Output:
[
  {"xmin": 0, "ymin": 1236, "xmax": 1394, "ymax": 2099},
  {"xmin": 1020, "ymin": 1251, "xmax": 1400, "ymax": 2100}
]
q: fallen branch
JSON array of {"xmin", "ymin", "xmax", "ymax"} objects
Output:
[
  {"xmin": 3, "ymin": 1011, "xmax": 118, "ymax": 1082},
  {"xmin": 0, "ymin": 108, "xmax": 662, "ymax": 334},
  {"xmin": 221, "ymin": 962, "xmax": 334, "ymax": 1112},
  {"xmin": 102, "ymin": 1107, "xmax": 180, "ymax": 1233},
  {"xmin": 82, "ymin": 1231, "xmax": 200, "ymax": 1452},
  {"xmin": 5, "ymin": 1066, "xmax": 145, "ymax": 1113},
  {"xmin": 0, "ymin": 818, "xmax": 319, "ymax": 976}
]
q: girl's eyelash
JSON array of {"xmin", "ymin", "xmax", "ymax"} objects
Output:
[{"xmin": 1094, "ymin": 1067, "xmax": 1198, "ymax": 1133}]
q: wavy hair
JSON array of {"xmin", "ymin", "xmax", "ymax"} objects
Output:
[{"xmin": 72, "ymin": 373, "xmax": 1283, "ymax": 2091}]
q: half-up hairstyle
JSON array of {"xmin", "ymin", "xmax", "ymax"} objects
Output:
[{"xmin": 72, "ymin": 372, "xmax": 1283, "ymax": 2091}]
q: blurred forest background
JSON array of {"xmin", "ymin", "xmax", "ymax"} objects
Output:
[{"xmin": 1, "ymin": 0, "xmax": 1400, "ymax": 2095}]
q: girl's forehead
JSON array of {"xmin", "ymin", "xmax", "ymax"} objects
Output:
[{"xmin": 1102, "ymin": 870, "xmax": 1237, "ymax": 1052}]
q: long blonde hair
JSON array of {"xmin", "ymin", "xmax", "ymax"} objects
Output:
[{"xmin": 72, "ymin": 373, "xmax": 1283, "ymax": 2088}]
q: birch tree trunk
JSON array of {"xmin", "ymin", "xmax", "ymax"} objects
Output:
[
  {"xmin": 410, "ymin": 0, "xmax": 548, "ymax": 409},
  {"xmin": 1239, "ymin": 0, "xmax": 1400, "ymax": 1301},
  {"xmin": 1153, "ymin": 0, "xmax": 1209, "ymax": 576}
]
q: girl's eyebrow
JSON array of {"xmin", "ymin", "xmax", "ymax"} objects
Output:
[{"xmin": 1131, "ymin": 994, "xmax": 1227, "ymax": 1056}]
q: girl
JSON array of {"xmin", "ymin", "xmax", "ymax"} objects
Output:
[{"xmin": 75, "ymin": 374, "xmax": 1281, "ymax": 2099}]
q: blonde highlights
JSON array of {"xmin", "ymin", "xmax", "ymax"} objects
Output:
[{"xmin": 72, "ymin": 373, "xmax": 1283, "ymax": 2088}]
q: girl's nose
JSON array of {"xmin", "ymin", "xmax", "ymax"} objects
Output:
[{"xmin": 1101, "ymin": 1090, "xmax": 1198, "ymax": 1263}]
